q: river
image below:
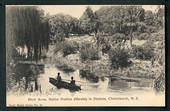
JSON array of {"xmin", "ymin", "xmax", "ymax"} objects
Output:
[
  {"xmin": 7, "ymin": 63, "xmax": 165, "ymax": 106},
  {"xmin": 36, "ymin": 64, "xmax": 155, "ymax": 96}
]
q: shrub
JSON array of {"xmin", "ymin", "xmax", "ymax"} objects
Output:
[
  {"xmin": 132, "ymin": 42, "xmax": 155, "ymax": 60},
  {"xmin": 138, "ymin": 33, "xmax": 150, "ymax": 40},
  {"xmin": 55, "ymin": 57, "xmax": 75, "ymax": 73},
  {"xmin": 109, "ymin": 33, "xmax": 126, "ymax": 43},
  {"xmin": 96, "ymin": 33, "xmax": 126, "ymax": 54},
  {"xmin": 56, "ymin": 63, "xmax": 75, "ymax": 73},
  {"xmin": 54, "ymin": 41, "xmax": 79, "ymax": 56},
  {"xmin": 96, "ymin": 34, "xmax": 107, "ymax": 46},
  {"xmin": 79, "ymin": 69, "xmax": 99, "ymax": 83},
  {"xmin": 102, "ymin": 43, "xmax": 111, "ymax": 54},
  {"xmin": 146, "ymin": 26, "xmax": 157, "ymax": 33},
  {"xmin": 150, "ymin": 30, "xmax": 164, "ymax": 41},
  {"xmin": 80, "ymin": 43, "xmax": 100, "ymax": 61},
  {"xmin": 154, "ymin": 73, "xmax": 165, "ymax": 92},
  {"xmin": 108, "ymin": 47, "xmax": 130, "ymax": 69},
  {"xmin": 137, "ymin": 22, "xmax": 147, "ymax": 33},
  {"xmin": 62, "ymin": 41, "xmax": 79, "ymax": 57},
  {"xmin": 96, "ymin": 34, "xmax": 111, "ymax": 54}
]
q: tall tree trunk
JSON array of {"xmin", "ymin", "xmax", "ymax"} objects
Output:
[{"xmin": 35, "ymin": 78, "xmax": 38, "ymax": 91}]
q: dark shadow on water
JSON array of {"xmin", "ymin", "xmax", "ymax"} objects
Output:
[
  {"xmin": 108, "ymin": 77, "xmax": 153, "ymax": 91},
  {"xmin": 10, "ymin": 63, "xmax": 44, "ymax": 92}
]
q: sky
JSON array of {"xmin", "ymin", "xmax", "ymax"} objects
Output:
[{"xmin": 39, "ymin": 5, "xmax": 163, "ymax": 19}]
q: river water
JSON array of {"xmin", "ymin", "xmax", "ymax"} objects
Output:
[
  {"xmin": 36, "ymin": 64, "xmax": 155, "ymax": 96},
  {"xmin": 7, "ymin": 63, "xmax": 165, "ymax": 106}
]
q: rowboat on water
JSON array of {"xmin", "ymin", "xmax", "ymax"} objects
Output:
[{"xmin": 49, "ymin": 77, "xmax": 81, "ymax": 91}]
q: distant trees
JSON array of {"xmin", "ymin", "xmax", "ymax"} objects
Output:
[
  {"xmin": 49, "ymin": 14, "xmax": 79, "ymax": 42},
  {"xmin": 96, "ymin": 6, "xmax": 125, "ymax": 35},
  {"xmin": 95, "ymin": 5, "xmax": 164, "ymax": 46},
  {"xmin": 48, "ymin": 5, "xmax": 164, "ymax": 45},
  {"xmin": 155, "ymin": 6, "xmax": 164, "ymax": 27},
  {"xmin": 7, "ymin": 5, "xmax": 164, "ymax": 62},
  {"xmin": 123, "ymin": 6, "xmax": 145, "ymax": 47},
  {"xmin": 6, "ymin": 6, "xmax": 50, "ymax": 62},
  {"xmin": 95, "ymin": 6, "xmax": 146, "ymax": 47},
  {"xmin": 79, "ymin": 6, "xmax": 100, "ymax": 36}
]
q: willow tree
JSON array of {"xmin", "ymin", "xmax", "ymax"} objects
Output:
[{"xmin": 6, "ymin": 6, "xmax": 50, "ymax": 62}]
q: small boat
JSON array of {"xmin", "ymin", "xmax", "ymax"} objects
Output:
[{"xmin": 49, "ymin": 77, "xmax": 81, "ymax": 91}]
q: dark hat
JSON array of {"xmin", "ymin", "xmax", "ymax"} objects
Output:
[
  {"xmin": 71, "ymin": 76, "xmax": 74, "ymax": 79},
  {"xmin": 58, "ymin": 72, "xmax": 60, "ymax": 75}
]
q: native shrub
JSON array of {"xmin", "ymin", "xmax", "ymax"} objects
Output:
[{"xmin": 108, "ymin": 47, "xmax": 130, "ymax": 69}]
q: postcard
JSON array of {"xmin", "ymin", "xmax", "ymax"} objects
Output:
[{"xmin": 6, "ymin": 5, "xmax": 165, "ymax": 106}]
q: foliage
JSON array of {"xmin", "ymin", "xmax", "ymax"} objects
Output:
[
  {"xmin": 96, "ymin": 6, "xmax": 127, "ymax": 35},
  {"xmin": 145, "ymin": 26, "xmax": 157, "ymax": 33},
  {"xmin": 96, "ymin": 33, "xmax": 126, "ymax": 54},
  {"xmin": 136, "ymin": 22, "xmax": 147, "ymax": 33},
  {"xmin": 154, "ymin": 73, "xmax": 165, "ymax": 92},
  {"xmin": 96, "ymin": 34, "xmax": 111, "ymax": 53},
  {"xmin": 62, "ymin": 41, "xmax": 79, "ymax": 57},
  {"xmin": 6, "ymin": 6, "xmax": 50, "ymax": 61},
  {"xmin": 56, "ymin": 63, "xmax": 75, "ymax": 73},
  {"xmin": 144, "ymin": 8, "xmax": 164, "ymax": 30},
  {"xmin": 138, "ymin": 33, "xmax": 150, "ymax": 40},
  {"xmin": 79, "ymin": 6, "xmax": 100, "ymax": 35},
  {"xmin": 49, "ymin": 14, "xmax": 79, "ymax": 42},
  {"xmin": 108, "ymin": 33, "xmax": 126, "ymax": 43},
  {"xmin": 96, "ymin": 6, "xmax": 146, "ymax": 47},
  {"xmin": 144, "ymin": 10, "xmax": 155, "ymax": 26},
  {"xmin": 132, "ymin": 42, "xmax": 155, "ymax": 60},
  {"xmin": 80, "ymin": 43, "xmax": 100, "ymax": 61},
  {"xmin": 55, "ymin": 57, "xmax": 75, "ymax": 73},
  {"xmin": 79, "ymin": 69, "xmax": 99, "ymax": 83},
  {"xmin": 108, "ymin": 47, "xmax": 130, "ymax": 69},
  {"xmin": 155, "ymin": 7, "xmax": 164, "ymax": 27}
]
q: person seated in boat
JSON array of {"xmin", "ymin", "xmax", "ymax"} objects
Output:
[
  {"xmin": 56, "ymin": 72, "xmax": 62, "ymax": 83},
  {"xmin": 70, "ymin": 76, "xmax": 75, "ymax": 85}
]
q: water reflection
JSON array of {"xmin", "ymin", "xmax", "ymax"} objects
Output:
[{"xmin": 13, "ymin": 63, "xmax": 154, "ymax": 95}]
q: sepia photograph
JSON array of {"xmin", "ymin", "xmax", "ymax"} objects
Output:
[{"xmin": 6, "ymin": 5, "xmax": 165, "ymax": 106}]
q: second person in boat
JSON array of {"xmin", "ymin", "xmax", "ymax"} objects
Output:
[{"xmin": 70, "ymin": 76, "xmax": 75, "ymax": 85}]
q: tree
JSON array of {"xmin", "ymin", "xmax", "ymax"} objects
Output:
[
  {"xmin": 6, "ymin": 6, "xmax": 51, "ymax": 91},
  {"xmin": 155, "ymin": 6, "xmax": 164, "ymax": 27},
  {"xmin": 6, "ymin": 6, "xmax": 50, "ymax": 62},
  {"xmin": 123, "ymin": 6, "xmax": 145, "ymax": 47},
  {"xmin": 49, "ymin": 14, "xmax": 79, "ymax": 42},
  {"xmin": 79, "ymin": 6, "xmax": 100, "ymax": 36},
  {"xmin": 96, "ymin": 6, "xmax": 125, "ymax": 35},
  {"xmin": 144, "ymin": 10, "xmax": 155, "ymax": 26},
  {"xmin": 96, "ymin": 6, "xmax": 146, "ymax": 46}
]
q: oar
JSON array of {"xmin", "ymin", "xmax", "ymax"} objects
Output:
[
  {"xmin": 62, "ymin": 79, "xmax": 87, "ymax": 83},
  {"xmin": 62, "ymin": 79, "xmax": 102, "ymax": 86}
]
